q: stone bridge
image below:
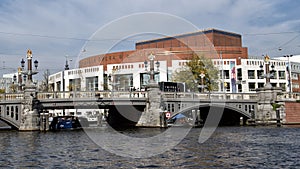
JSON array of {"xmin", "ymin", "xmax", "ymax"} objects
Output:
[{"xmin": 0, "ymin": 87, "xmax": 286, "ymax": 130}]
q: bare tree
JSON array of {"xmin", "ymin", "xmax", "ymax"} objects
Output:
[{"xmin": 39, "ymin": 69, "xmax": 50, "ymax": 92}]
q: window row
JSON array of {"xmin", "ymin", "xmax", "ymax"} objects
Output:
[
  {"xmin": 113, "ymin": 64, "xmax": 134, "ymax": 70},
  {"xmin": 247, "ymin": 70, "xmax": 286, "ymax": 79}
]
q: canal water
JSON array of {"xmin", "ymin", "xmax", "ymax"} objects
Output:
[{"xmin": 0, "ymin": 126, "xmax": 299, "ymax": 168}]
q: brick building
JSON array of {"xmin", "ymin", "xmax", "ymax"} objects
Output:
[{"xmin": 79, "ymin": 28, "xmax": 248, "ymax": 70}]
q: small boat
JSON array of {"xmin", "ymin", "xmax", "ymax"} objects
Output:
[
  {"xmin": 49, "ymin": 116, "xmax": 89, "ymax": 130},
  {"xmin": 167, "ymin": 113, "xmax": 193, "ymax": 127}
]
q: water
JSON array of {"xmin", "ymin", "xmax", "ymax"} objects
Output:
[{"xmin": 0, "ymin": 126, "xmax": 299, "ymax": 168}]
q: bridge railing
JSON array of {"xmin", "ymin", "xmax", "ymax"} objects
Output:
[
  {"xmin": 0, "ymin": 93, "xmax": 24, "ymax": 101},
  {"xmin": 276, "ymin": 92, "xmax": 300, "ymax": 100},
  {"xmin": 37, "ymin": 91, "xmax": 148, "ymax": 99},
  {"xmin": 162, "ymin": 92, "xmax": 258, "ymax": 100}
]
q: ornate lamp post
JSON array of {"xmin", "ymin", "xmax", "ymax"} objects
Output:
[
  {"xmin": 144, "ymin": 53, "xmax": 160, "ymax": 85},
  {"xmin": 18, "ymin": 49, "xmax": 40, "ymax": 131},
  {"xmin": 20, "ymin": 49, "xmax": 39, "ymax": 85},
  {"xmin": 137, "ymin": 53, "xmax": 163, "ymax": 127},
  {"xmin": 259, "ymin": 54, "xmax": 275, "ymax": 88},
  {"xmin": 284, "ymin": 55, "xmax": 293, "ymax": 96}
]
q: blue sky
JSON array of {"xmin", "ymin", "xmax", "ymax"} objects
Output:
[{"xmin": 0, "ymin": 0, "xmax": 300, "ymax": 77}]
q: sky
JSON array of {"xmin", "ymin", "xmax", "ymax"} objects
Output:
[{"xmin": 0, "ymin": 0, "xmax": 300, "ymax": 78}]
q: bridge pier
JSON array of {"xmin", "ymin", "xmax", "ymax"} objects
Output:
[
  {"xmin": 136, "ymin": 83, "xmax": 165, "ymax": 127},
  {"xmin": 256, "ymin": 86, "xmax": 282, "ymax": 125},
  {"xmin": 19, "ymin": 84, "xmax": 40, "ymax": 131},
  {"xmin": 40, "ymin": 112, "xmax": 49, "ymax": 131}
]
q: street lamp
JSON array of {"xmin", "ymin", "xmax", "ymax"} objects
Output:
[
  {"xmin": 17, "ymin": 67, "xmax": 23, "ymax": 91},
  {"xmin": 20, "ymin": 49, "xmax": 39, "ymax": 84},
  {"xmin": 144, "ymin": 53, "xmax": 160, "ymax": 85},
  {"xmin": 64, "ymin": 55, "xmax": 73, "ymax": 70},
  {"xmin": 199, "ymin": 71, "xmax": 206, "ymax": 93},
  {"xmin": 259, "ymin": 54, "xmax": 275, "ymax": 88},
  {"xmin": 283, "ymin": 55, "xmax": 293, "ymax": 96},
  {"xmin": 108, "ymin": 67, "xmax": 120, "ymax": 96},
  {"xmin": 13, "ymin": 74, "xmax": 17, "ymax": 83},
  {"xmin": 220, "ymin": 51, "xmax": 225, "ymax": 93}
]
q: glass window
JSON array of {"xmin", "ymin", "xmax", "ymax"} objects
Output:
[
  {"xmin": 292, "ymin": 83, "xmax": 299, "ymax": 89},
  {"xmin": 140, "ymin": 73, "xmax": 160, "ymax": 88},
  {"xmin": 258, "ymin": 83, "xmax": 264, "ymax": 88},
  {"xmin": 271, "ymin": 83, "xmax": 277, "ymax": 87},
  {"xmin": 279, "ymin": 83, "xmax": 286, "ymax": 90},
  {"xmin": 248, "ymin": 82, "xmax": 256, "ymax": 91},
  {"xmin": 257, "ymin": 70, "xmax": 264, "ymax": 79},
  {"xmin": 270, "ymin": 71, "xmax": 277, "ymax": 79},
  {"xmin": 292, "ymin": 73, "xmax": 298, "ymax": 80},
  {"xmin": 116, "ymin": 74, "xmax": 133, "ymax": 91},
  {"xmin": 278, "ymin": 71, "xmax": 285, "ymax": 79},
  {"xmin": 248, "ymin": 70, "xmax": 255, "ymax": 79},
  {"xmin": 86, "ymin": 76, "xmax": 98, "ymax": 91}
]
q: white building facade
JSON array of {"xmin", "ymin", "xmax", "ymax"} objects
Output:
[{"xmin": 48, "ymin": 58, "xmax": 295, "ymax": 94}]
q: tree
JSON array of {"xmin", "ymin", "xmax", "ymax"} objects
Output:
[
  {"xmin": 172, "ymin": 53, "xmax": 219, "ymax": 92},
  {"xmin": 39, "ymin": 69, "xmax": 50, "ymax": 92}
]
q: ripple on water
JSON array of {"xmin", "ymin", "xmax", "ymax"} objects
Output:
[{"xmin": 0, "ymin": 126, "xmax": 299, "ymax": 168}]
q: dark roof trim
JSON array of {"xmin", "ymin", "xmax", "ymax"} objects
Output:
[{"xmin": 136, "ymin": 29, "xmax": 241, "ymax": 45}]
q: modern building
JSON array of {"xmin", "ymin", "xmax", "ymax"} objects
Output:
[
  {"xmin": 79, "ymin": 28, "xmax": 248, "ymax": 70},
  {"xmin": 47, "ymin": 28, "xmax": 300, "ymax": 94},
  {"xmin": 49, "ymin": 65, "xmax": 103, "ymax": 92}
]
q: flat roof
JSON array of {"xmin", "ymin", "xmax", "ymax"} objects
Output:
[{"xmin": 136, "ymin": 28, "xmax": 242, "ymax": 45}]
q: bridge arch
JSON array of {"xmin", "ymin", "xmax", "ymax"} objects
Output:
[
  {"xmin": 0, "ymin": 118, "xmax": 19, "ymax": 129},
  {"xmin": 171, "ymin": 103, "xmax": 252, "ymax": 126}
]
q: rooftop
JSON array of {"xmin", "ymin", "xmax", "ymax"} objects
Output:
[{"xmin": 136, "ymin": 28, "xmax": 242, "ymax": 45}]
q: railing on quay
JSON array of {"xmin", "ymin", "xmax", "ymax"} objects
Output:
[
  {"xmin": 37, "ymin": 91, "xmax": 148, "ymax": 100},
  {"xmin": 0, "ymin": 91, "xmax": 260, "ymax": 101},
  {"xmin": 277, "ymin": 92, "xmax": 300, "ymax": 101},
  {"xmin": 161, "ymin": 92, "xmax": 259, "ymax": 100},
  {"xmin": 5, "ymin": 91, "xmax": 298, "ymax": 102},
  {"xmin": 0, "ymin": 93, "xmax": 24, "ymax": 101}
]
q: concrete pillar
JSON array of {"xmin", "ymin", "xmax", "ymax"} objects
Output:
[
  {"xmin": 136, "ymin": 83, "xmax": 163, "ymax": 127},
  {"xmin": 40, "ymin": 112, "xmax": 49, "ymax": 131},
  {"xmin": 256, "ymin": 87, "xmax": 282, "ymax": 125},
  {"xmin": 19, "ymin": 84, "xmax": 40, "ymax": 131}
]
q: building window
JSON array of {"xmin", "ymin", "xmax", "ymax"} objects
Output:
[
  {"xmin": 271, "ymin": 71, "xmax": 277, "ymax": 79},
  {"xmin": 292, "ymin": 73, "xmax": 298, "ymax": 80},
  {"xmin": 86, "ymin": 76, "xmax": 98, "ymax": 91},
  {"xmin": 248, "ymin": 82, "xmax": 256, "ymax": 91},
  {"xmin": 140, "ymin": 73, "xmax": 160, "ymax": 88},
  {"xmin": 278, "ymin": 71, "xmax": 285, "ymax": 79},
  {"xmin": 248, "ymin": 70, "xmax": 255, "ymax": 79},
  {"xmin": 116, "ymin": 74, "xmax": 133, "ymax": 91},
  {"xmin": 257, "ymin": 70, "xmax": 264, "ymax": 79},
  {"xmin": 237, "ymin": 68, "xmax": 242, "ymax": 80},
  {"xmin": 279, "ymin": 83, "xmax": 286, "ymax": 90},
  {"xmin": 258, "ymin": 83, "xmax": 264, "ymax": 88},
  {"xmin": 292, "ymin": 83, "xmax": 299, "ymax": 89},
  {"xmin": 220, "ymin": 70, "xmax": 230, "ymax": 79}
]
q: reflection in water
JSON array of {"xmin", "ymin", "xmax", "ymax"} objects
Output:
[{"xmin": 0, "ymin": 127, "xmax": 299, "ymax": 168}]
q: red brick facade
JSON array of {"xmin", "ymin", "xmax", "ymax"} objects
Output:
[
  {"xmin": 79, "ymin": 28, "xmax": 248, "ymax": 70},
  {"xmin": 292, "ymin": 74, "xmax": 300, "ymax": 93},
  {"xmin": 285, "ymin": 102, "xmax": 300, "ymax": 124}
]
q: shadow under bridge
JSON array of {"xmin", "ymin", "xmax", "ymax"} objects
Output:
[{"xmin": 171, "ymin": 102, "xmax": 254, "ymax": 126}]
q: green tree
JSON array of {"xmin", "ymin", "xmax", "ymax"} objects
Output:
[
  {"xmin": 0, "ymin": 88, "xmax": 5, "ymax": 93},
  {"xmin": 172, "ymin": 53, "xmax": 219, "ymax": 92}
]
